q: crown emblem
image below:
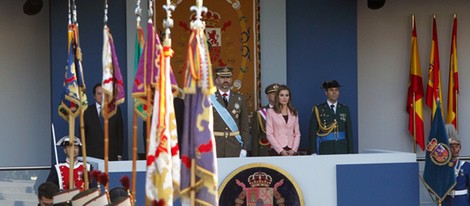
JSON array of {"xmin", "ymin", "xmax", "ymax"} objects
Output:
[
  {"xmin": 248, "ymin": 171, "xmax": 272, "ymax": 188},
  {"xmin": 191, "ymin": 10, "xmax": 221, "ymax": 28}
]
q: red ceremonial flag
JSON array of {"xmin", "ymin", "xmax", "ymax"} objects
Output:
[
  {"xmin": 406, "ymin": 15, "xmax": 425, "ymax": 151},
  {"xmin": 425, "ymin": 15, "xmax": 443, "ymax": 120},
  {"xmin": 446, "ymin": 15, "xmax": 459, "ymax": 129}
]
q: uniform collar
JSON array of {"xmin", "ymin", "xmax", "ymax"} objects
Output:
[
  {"xmin": 218, "ymin": 89, "xmax": 231, "ymax": 96},
  {"xmin": 327, "ymin": 100, "xmax": 337, "ymax": 108}
]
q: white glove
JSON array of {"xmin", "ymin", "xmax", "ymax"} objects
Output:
[{"xmin": 239, "ymin": 149, "xmax": 247, "ymax": 157}]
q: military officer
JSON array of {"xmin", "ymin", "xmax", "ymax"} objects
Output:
[
  {"xmin": 251, "ymin": 83, "xmax": 279, "ymax": 156},
  {"xmin": 46, "ymin": 136, "xmax": 95, "ymax": 191},
  {"xmin": 444, "ymin": 124, "xmax": 470, "ymax": 206},
  {"xmin": 308, "ymin": 80, "xmax": 353, "ymax": 154},
  {"xmin": 211, "ymin": 66, "xmax": 250, "ymax": 157}
]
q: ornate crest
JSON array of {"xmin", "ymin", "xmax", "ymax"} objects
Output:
[
  {"xmin": 190, "ymin": 10, "xmax": 225, "ymax": 66},
  {"xmin": 426, "ymin": 138, "xmax": 452, "ymax": 166},
  {"xmin": 219, "ymin": 163, "xmax": 304, "ymax": 206},
  {"xmin": 234, "ymin": 171, "xmax": 285, "ymax": 206}
]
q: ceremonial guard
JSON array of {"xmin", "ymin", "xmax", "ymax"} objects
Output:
[
  {"xmin": 444, "ymin": 124, "xmax": 470, "ymax": 206},
  {"xmin": 211, "ymin": 67, "xmax": 250, "ymax": 157},
  {"xmin": 308, "ymin": 80, "xmax": 353, "ymax": 154},
  {"xmin": 46, "ymin": 136, "xmax": 93, "ymax": 191},
  {"xmin": 251, "ymin": 83, "xmax": 279, "ymax": 156}
]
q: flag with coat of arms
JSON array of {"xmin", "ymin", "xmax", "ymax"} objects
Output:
[{"xmin": 423, "ymin": 101, "xmax": 456, "ymax": 201}]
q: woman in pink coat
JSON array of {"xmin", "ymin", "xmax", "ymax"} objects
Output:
[{"xmin": 266, "ymin": 85, "xmax": 301, "ymax": 156}]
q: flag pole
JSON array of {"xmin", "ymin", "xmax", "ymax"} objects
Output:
[
  {"xmin": 412, "ymin": 94, "xmax": 417, "ymax": 153},
  {"xmin": 68, "ymin": 116, "xmax": 76, "ymax": 189},
  {"xmin": 131, "ymin": 1, "xmax": 142, "ymax": 204},
  {"xmin": 146, "ymin": 89, "xmax": 151, "ymax": 154},
  {"xmin": 102, "ymin": 0, "xmax": 110, "ymax": 191},
  {"xmin": 455, "ymin": 90, "xmax": 458, "ymax": 130},
  {"xmin": 104, "ymin": 94, "xmax": 110, "ymax": 190},
  {"xmin": 190, "ymin": 159, "xmax": 196, "ymax": 206},
  {"xmin": 145, "ymin": 0, "xmax": 154, "ymax": 155},
  {"xmin": 411, "ymin": 14, "xmax": 416, "ymax": 153},
  {"xmin": 78, "ymin": 87, "xmax": 90, "ymax": 189},
  {"xmin": 131, "ymin": 111, "xmax": 138, "ymax": 206},
  {"xmin": 73, "ymin": 5, "xmax": 90, "ymax": 187},
  {"xmin": 75, "ymin": 23, "xmax": 90, "ymax": 187}
]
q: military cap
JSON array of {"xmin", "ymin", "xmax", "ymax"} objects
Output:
[
  {"xmin": 446, "ymin": 124, "xmax": 460, "ymax": 144},
  {"xmin": 321, "ymin": 80, "xmax": 342, "ymax": 90},
  {"xmin": 108, "ymin": 196, "xmax": 132, "ymax": 206},
  {"xmin": 265, "ymin": 83, "xmax": 280, "ymax": 94},
  {"xmin": 56, "ymin": 135, "xmax": 82, "ymax": 146},
  {"xmin": 53, "ymin": 188, "xmax": 80, "ymax": 204},
  {"xmin": 109, "ymin": 187, "xmax": 129, "ymax": 203},
  {"xmin": 83, "ymin": 193, "xmax": 109, "ymax": 206},
  {"xmin": 215, "ymin": 66, "xmax": 233, "ymax": 77},
  {"xmin": 71, "ymin": 188, "xmax": 100, "ymax": 206}
]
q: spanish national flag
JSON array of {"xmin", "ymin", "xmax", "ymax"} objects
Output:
[
  {"xmin": 425, "ymin": 15, "xmax": 443, "ymax": 120},
  {"xmin": 446, "ymin": 15, "xmax": 459, "ymax": 129},
  {"xmin": 406, "ymin": 15, "xmax": 425, "ymax": 150}
]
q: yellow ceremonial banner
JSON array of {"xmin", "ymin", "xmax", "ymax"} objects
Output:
[{"xmin": 155, "ymin": 0, "xmax": 260, "ymax": 112}]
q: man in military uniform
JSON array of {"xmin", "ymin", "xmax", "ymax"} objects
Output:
[
  {"xmin": 308, "ymin": 80, "xmax": 353, "ymax": 154},
  {"xmin": 444, "ymin": 124, "xmax": 470, "ymax": 206},
  {"xmin": 46, "ymin": 136, "xmax": 95, "ymax": 191},
  {"xmin": 211, "ymin": 66, "xmax": 250, "ymax": 157},
  {"xmin": 251, "ymin": 83, "xmax": 279, "ymax": 156}
]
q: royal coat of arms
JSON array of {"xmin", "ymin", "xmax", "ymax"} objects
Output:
[
  {"xmin": 219, "ymin": 163, "xmax": 303, "ymax": 206},
  {"xmin": 234, "ymin": 171, "xmax": 286, "ymax": 206}
]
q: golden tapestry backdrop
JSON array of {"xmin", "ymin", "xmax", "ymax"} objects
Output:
[{"xmin": 155, "ymin": 0, "xmax": 260, "ymax": 112}]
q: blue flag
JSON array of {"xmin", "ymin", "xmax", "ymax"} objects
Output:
[{"xmin": 423, "ymin": 102, "xmax": 456, "ymax": 201}]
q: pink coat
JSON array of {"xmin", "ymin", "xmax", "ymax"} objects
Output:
[{"xmin": 266, "ymin": 108, "xmax": 301, "ymax": 153}]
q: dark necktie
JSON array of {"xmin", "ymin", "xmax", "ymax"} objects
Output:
[
  {"xmin": 331, "ymin": 104, "xmax": 335, "ymax": 114},
  {"xmin": 222, "ymin": 93, "xmax": 228, "ymax": 107}
]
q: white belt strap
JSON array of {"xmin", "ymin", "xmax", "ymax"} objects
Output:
[{"xmin": 451, "ymin": 189, "xmax": 468, "ymax": 196}]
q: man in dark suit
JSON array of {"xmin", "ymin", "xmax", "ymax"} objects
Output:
[
  {"xmin": 251, "ymin": 83, "xmax": 279, "ymax": 156},
  {"xmin": 212, "ymin": 67, "xmax": 249, "ymax": 157},
  {"xmin": 83, "ymin": 83, "xmax": 123, "ymax": 161},
  {"xmin": 308, "ymin": 80, "xmax": 353, "ymax": 155}
]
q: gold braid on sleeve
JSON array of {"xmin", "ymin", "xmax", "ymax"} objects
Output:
[
  {"xmin": 257, "ymin": 110, "xmax": 271, "ymax": 146},
  {"xmin": 257, "ymin": 110, "xmax": 266, "ymax": 133},
  {"xmin": 314, "ymin": 106, "xmax": 338, "ymax": 137}
]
